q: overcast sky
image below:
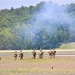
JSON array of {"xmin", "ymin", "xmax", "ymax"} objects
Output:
[{"xmin": 0, "ymin": 0, "xmax": 75, "ymax": 9}]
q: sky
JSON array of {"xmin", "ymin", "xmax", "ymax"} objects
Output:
[{"xmin": 0, "ymin": 0, "xmax": 75, "ymax": 9}]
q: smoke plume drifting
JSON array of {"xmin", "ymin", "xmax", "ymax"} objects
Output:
[{"xmin": 14, "ymin": 1, "xmax": 75, "ymax": 49}]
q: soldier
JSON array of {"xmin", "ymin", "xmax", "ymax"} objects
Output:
[
  {"xmin": 52, "ymin": 49, "xmax": 56, "ymax": 58},
  {"xmin": 32, "ymin": 49, "xmax": 36, "ymax": 59},
  {"xmin": 38, "ymin": 49, "xmax": 44, "ymax": 59},
  {"xmin": 48, "ymin": 49, "xmax": 56, "ymax": 58},
  {"xmin": 19, "ymin": 50, "xmax": 24, "ymax": 60},
  {"xmin": 48, "ymin": 50, "xmax": 53, "ymax": 58},
  {"xmin": 14, "ymin": 51, "xmax": 17, "ymax": 60}
]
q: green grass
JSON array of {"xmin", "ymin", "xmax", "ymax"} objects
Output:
[{"xmin": 58, "ymin": 42, "xmax": 75, "ymax": 49}]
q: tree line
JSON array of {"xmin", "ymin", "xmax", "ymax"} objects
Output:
[{"xmin": 0, "ymin": 1, "xmax": 75, "ymax": 50}]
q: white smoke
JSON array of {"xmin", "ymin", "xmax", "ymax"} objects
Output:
[
  {"xmin": 16, "ymin": 1, "xmax": 75, "ymax": 44},
  {"xmin": 28, "ymin": 2, "xmax": 71, "ymax": 37}
]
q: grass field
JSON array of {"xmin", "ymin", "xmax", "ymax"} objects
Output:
[
  {"xmin": 0, "ymin": 51, "xmax": 75, "ymax": 75},
  {"xmin": 58, "ymin": 42, "xmax": 75, "ymax": 49}
]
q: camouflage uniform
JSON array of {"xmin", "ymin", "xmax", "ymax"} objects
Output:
[
  {"xmin": 48, "ymin": 50, "xmax": 53, "ymax": 58},
  {"xmin": 19, "ymin": 51, "xmax": 23, "ymax": 60},
  {"xmin": 14, "ymin": 51, "xmax": 17, "ymax": 60},
  {"xmin": 32, "ymin": 49, "xmax": 36, "ymax": 59},
  {"xmin": 52, "ymin": 50, "xmax": 56, "ymax": 58},
  {"xmin": 48, "ymin": 49, "xmax": 56, "ymax": 58},
  {"xmin": 39, "ymin": 49, "xmax": 44, "ymax": 59}
]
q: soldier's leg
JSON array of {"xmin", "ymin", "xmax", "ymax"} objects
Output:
[
  {"xmin": 21, "ymin": 56, "xmax": 23, "ymax": 60},
  {"xmin": 41, "ymin": 53, "xmax": 43, "ymax": 58},
  {"xmin": 53, "ymin": 54, "xmax": 56, "ymax": 58},
  {"xmin": 34, "ymin": 55, "xmax": 36, "ymax": 59},
  {"xmin": 14, "ymin": 57, "xmax": 16, "ymax": 60},
  {"xmin": 51, "ymin": 54, "xmax": 53, "ymax": 58}
]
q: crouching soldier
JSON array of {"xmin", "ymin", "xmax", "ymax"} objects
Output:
[
  {"xmin": 32, "ymin": 49, "xmax": 36, "ymax": 59},
  {"xmin": 14, "ymin": 51, "xmax": 17, "ymax": 60},
  {"xmin": 38, "ymin": 49, "xmax": 44, "ymax": 59},
  {"xmin": 19, "ymin": 50, "xmax": 24, "ymax": 60}
]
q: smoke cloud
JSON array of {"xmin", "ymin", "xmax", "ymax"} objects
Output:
[
  {"xmin": 13, "ymin": 1, "xmax": 75, "ymax": 49},
  {"xmin": 26, "ymin": 2, "xmax": 72, "ymax": 40}
]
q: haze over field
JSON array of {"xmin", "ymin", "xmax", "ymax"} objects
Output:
[{"xmin": 0, "ymin": 1, "xmax": 75, "ymax": 50}]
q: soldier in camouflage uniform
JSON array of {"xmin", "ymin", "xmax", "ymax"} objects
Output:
[
  {"xmin": 38, "ymin": 49, "xmax": 44, "ymax": 59},
  {"xmin": 19, "ymin": 50, "xmax": 24, "ymax": 60},
  {"xmin": 14, "ymin": 51, "xmax": 17, "ymax": 60},
  {"xmin": 32, "ymin": 49, "xmax": 36, "ymax": 59},
  {"xmin": 48, "ymin": 49, "xmax": 56, "ymax": 58},
  {"xmin": 52, "ymin": 49, "xmax": 56, "ymax": 58},
  {"xmin": 48, "ymin": 50, "xmax": 53, "ymax": 58}
]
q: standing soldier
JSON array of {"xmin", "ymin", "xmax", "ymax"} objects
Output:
[
  {"xmin": 52, "ymin": 49, "xmax": 56, "ymax": 58},
  {"xmin": 38, "ymin": 48, "xmax": 44, "ymax": 59},
  {"xmin": 48, "ymin": 49, "xmax": 56, "ymax": 58},
  {"xmin": 19, "ymin": 50, "xmax": 24, "ymax": 60},
  {"xmin": 32, "ymin": 49, "xmax": 36, "ymax": 59},
  {"xmin": 48, "ymin": 50, "xmax": 53, "ymax": 58},
  {"xmin": 14, "ymin": 51, "xmax": 17, "ymax": 60}
]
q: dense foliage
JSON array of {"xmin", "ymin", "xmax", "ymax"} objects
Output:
[{"xmin": 0, "ymin": 2, "xmax": 75, "ymax": 50}]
